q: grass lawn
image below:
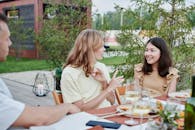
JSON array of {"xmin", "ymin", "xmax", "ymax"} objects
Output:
[
  {"xmin": 99, "ymin": 56, "xmax": 126, "ymax": 66},
  {"xmin": 0, "ymin": 56, "xmax": 52, "ymax": 73},
  {"xmin": 0, "ymin": 56, "xmax": 126, "ymax": 73}
]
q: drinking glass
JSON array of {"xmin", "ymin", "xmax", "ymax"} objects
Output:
[
  {"xmin": 124, "ymin": 79, "xmax": 141, "ymax": 125},
  {"xmin": 124, "ymin": 103, "xmax": 139, "ymax": 126},
  {"xmin": 133, "ymin": 79, "xmax": 142, "ymax": 97},
  {"xmin": 125, "ymin": 79, "xmax": 142, "ymax": 101},
  {"xmin": 134, "ymin": 100, "xmax": 151, "ymax": 130},
  {"xmin": 141, "ymin": 89, "xmax": 153, "ymax": 107},
  {"xmin": 145, "ymin": 119, "xmax": 161, "ymax": 130}
]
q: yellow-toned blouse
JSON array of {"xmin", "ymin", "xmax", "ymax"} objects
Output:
[
  {"xmin": 61, "ymin": 62, "xmax": 111, "ymax": 108},
  {"xmin": 134, "ymin": 63, "xmax": 179, "ymax": 96}
]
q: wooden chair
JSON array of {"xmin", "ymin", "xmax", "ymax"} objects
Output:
[
  {"xmin": 52, "ymin": 90, "xmax": 63, "ymax": 105},
  {"xmin": 52, "ymin": 89, "xmax": 122, "ymax": 105},
  {"xmin": 115, "ymin": 88, "xmax": 122, "ymax": 105}
]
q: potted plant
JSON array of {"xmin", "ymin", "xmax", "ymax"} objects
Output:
[{"xmin": 54, "ymin": 67, "xmax": 62, "ymax": 91}]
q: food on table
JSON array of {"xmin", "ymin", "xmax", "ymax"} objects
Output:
[
  {"xmin": 117, "ymin": 103, "xmax": 159, "ymax": 118},
  {"xmin": 117, "ymin": 105, "xmax": 132, "ymax": 111},
  {"xmin": 175, "ymin": 93, "xmax": 190, "ymax": 98},
  {"xmin": 148, "ymin": 109, "xmax": 158, "ymax": 115},
  {"xmin": 176, "ymin": 118, "xmax": 184, "ymax": 130},
  {"xmin": 179, "ymin": 111, "xmax": 185, "ymax": 118},
  {"xmin": 168, "ymin": 91, "xmax": 190, "ymax": 101},
  {"xmin": 133, "ymin": 104, "xmax": 151, "ymax": 115},
  {"xmin": 156, "ymin": 100, "xmax": 163, "ymax": 111}
]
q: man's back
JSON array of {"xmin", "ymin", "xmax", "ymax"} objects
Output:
[{"xmin": 0, "ymin": 78, "xmax": 25, "ymax": 130}]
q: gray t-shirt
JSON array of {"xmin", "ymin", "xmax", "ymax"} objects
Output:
[{"xmin": 0, "ymin": 78, "xmax": 25, "ymax": 130}]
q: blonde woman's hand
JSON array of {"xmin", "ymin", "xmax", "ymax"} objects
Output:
[
  {"xmin": 106, "ymin": 70, "xmax": 124, "ymax": 92},
  {"xmin": 107, "ymin": 76, "xmax": 124, "ymax": 92},
  {"xmin": 91, "ymin": 68, "xmax": 107, "ymax": 84}
]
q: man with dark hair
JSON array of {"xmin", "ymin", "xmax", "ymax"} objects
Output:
[{"xmin": 0, "ymin": 13, "xmax": 80, "ymax": 130}]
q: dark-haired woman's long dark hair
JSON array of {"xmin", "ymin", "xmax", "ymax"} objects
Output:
[{"xmin": 142, "ymin": 37, "xmax": 172, "ymax": 77}]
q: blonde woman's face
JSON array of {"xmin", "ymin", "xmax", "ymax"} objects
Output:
[{"xmin": 94, "ymin": 45, "xmax": 105, "ymax": 60}]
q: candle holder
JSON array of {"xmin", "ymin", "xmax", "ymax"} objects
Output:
[{"xmin": 33, "ymin": 73, "xmax": 50, "ymax": 97}]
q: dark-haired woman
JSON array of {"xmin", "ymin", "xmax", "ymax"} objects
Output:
[{"xmin": 134, "ymin": 37, "xmax": 179, "ymax": 96}]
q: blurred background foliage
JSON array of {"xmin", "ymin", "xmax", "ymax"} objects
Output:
[
  {"xmin": 93, "ymin": 0, "xmax": 195, "ymax": 90},
  {"xmin": 5, "ymin": 0, "xmax": 194, "ymax": 90},
  {"xmin": 37, "ymin": 0, "xmax": 90, "ymax": 67}
]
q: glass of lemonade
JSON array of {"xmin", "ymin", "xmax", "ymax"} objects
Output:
[
  {"xmin": 125, "ymin": 79, "xmax": 141, "ymax": 104},
  {"xmin": 133, "ymin": 100, "xmax": 151, "ymax": 130},
  {"xmin": 125, "ymin": 91, "xmax": 140, "ymax": 103}
]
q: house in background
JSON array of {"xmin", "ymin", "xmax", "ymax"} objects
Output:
[
  {"xmin": 104, "ymin": 30, "xmax": 120, "ymax": 46},
  {"xmin": 0, "ymin": 0, "xmax": 91, "ymax": 58}
]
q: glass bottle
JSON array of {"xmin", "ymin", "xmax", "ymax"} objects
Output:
[{"xmin": 184, "ymin": 68, "xmax": 195, "ymax": 130}]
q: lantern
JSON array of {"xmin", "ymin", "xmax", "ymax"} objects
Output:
[{"xmin": 33, "ymin": 73, "xmax": 50, "ymax": 96}]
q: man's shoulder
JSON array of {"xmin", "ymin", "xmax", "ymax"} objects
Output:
[
  {"xmin": 0, "ymin": 93, "xmax": 25, "ymax": 130},
  {"xmin": 0, "ymin": 78, "xmax": 13, "ymax": 98}
]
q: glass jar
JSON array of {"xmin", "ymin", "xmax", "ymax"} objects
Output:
[{"xmin": 33, "ymin": 73, "xmax": 50, "ymax": 96}]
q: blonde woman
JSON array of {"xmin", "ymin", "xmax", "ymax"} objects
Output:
[{"xmin": 61, "ymin": 29, "xmax": 123, "ymax": 111}]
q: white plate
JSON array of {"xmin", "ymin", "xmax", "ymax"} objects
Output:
[
  {"xmin": 168, "ymin": 91, "xmax": 190, "ymax": 101},
  {"xmin": 116, "ymin": 105, "xmax": 159, "ymax": 119}
]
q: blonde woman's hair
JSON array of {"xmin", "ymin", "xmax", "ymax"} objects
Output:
[{"xmin": 64, "ymin": 29, "xmax": 104, "ymax": 77}]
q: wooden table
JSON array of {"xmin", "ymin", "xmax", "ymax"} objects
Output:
[
  {"xmin": 87, "ymin": 95, "xmax": 184, "ymax": 126},
  {"xmin": 87, "ymin": 104, "xmax": 156, "ymax": 126},
  {"xmin": 29, "ymin": 95, "xmax": 185, "ymax": 130}
]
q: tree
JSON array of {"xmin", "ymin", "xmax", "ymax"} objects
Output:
[
  {"xmin": 92, "ymin": 13, "xmax": 101, "ymax": 29},
  {"xmin": 103, "ymin": 0, "xmax": 195, "ymax": 89},
  {"xmin": 37, "ymin": 0, "xmax": 90, "ymax": 67},
  {"xmin": 187, "ymin": 9, "xmax": 195, "ymax": 27},
  {"xmin": 9, "ymin": 18, "xmax": 34, "ymax": 60}
]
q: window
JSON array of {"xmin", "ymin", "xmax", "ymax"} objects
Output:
[{"xmin": 6, "ymin": 9, "xmax": 19, "ymax": 19}]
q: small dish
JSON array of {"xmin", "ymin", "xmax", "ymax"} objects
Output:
[
  {"xmin": 124, "ymin": 119, "xmax": 139, "ymax": 126},
  {"xmin": 168, "ymin": 91, "xmax": 190, "ymax": 102},
  {"xmin": 116, "ymin": 104, "xmax": 159, "ymax": 119}
]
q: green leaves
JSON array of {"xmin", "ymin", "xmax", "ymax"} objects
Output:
[
  {"xmin": 37, "ymin": 1, "xmax": 89, "ymax": 67},
  {"xmin": 97, "ymin": 0, "xmax": 195, "ymax": 88},
  {"xmin": 159, "ymin": 104, "xmax": 179, "ymax": 126}
]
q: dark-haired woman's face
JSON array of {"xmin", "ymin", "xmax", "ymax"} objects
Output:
[{"xmin": 144, "ymin": 43, "xmax": 160, "ymax": 65}]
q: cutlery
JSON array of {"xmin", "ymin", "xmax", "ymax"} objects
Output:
[
  {"xmin": 98, "ymin": 111, "xmax": 128, "ymax": 119},
  {"xmin": 95, "ymin": 111, "xmax": 118, "ymax": 117}
]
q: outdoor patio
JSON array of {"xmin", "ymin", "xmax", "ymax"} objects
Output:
[{"xmin": 1, "ymin": 71, "xmax": 55, "ymax": 106}]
